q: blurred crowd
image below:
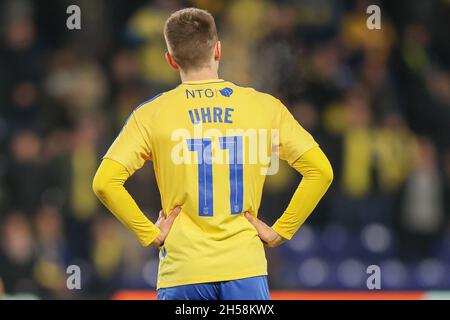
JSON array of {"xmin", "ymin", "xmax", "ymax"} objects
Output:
[{"xmin": 0, "ymin": 0, "xmax": 449, "ymax": 298}]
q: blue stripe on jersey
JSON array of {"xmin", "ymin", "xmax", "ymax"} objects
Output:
[
  {"xmin": 187, "ymin": 138, "xmax": 214, "ymax": 217},
  {"xmin": 135, "ymin": 92, "xmax": 164, "ymax": 110},
  {"xmin": 116, "ymin": 92, "xmax": 164, "ymax": 135},
  {"xmin": 230, "ymin": 81, "xmax": 271, "ymax": 95},
  {"xmin": 219, "ymin": 136, "xmax": 244, "ymax": 214}
]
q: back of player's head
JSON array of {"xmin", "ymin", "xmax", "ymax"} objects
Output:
[{"xmin": 164, "ymin": 8, "xmax": 218, "ymax": 71}]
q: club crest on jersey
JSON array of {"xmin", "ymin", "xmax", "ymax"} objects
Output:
[{"xmin": 219, "ymin": 87, "xmax": 233, "ymax": 97}]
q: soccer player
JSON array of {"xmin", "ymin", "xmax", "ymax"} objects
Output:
[{"xmin": 93, "ymin": 8, "xmax": 333, "ymax": 300}]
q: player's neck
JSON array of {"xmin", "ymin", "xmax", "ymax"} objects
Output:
[{"xmin": 180, "ymin": 67, "xmax": 219, "ymax": 83}]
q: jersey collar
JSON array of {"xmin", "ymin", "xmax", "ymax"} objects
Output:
[{"xmin": 181, "ymin": 79, "xmax": 226, "ymax": 85}]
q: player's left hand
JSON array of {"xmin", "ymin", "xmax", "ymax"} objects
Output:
[
  {"xmin": 245, "ymin": 212, "xmax": 286, "ymax": 248},
  {"xmin": 153, "ymin": 206, "xmax": 181, "ymax": 247}
]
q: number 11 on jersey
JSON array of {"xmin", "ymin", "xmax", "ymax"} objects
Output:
[{"xmin": 187, "ymin": 136, "xmax": 243, "ymax": 217}]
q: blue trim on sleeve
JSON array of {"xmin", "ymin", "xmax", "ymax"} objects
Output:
[
  {"xmin": 135, "ymin": 92, "xmax": 164, "ymax": 110},
  {"xmin": 230, "ymin": 81, "xmax": 270, "ymax": 95}
]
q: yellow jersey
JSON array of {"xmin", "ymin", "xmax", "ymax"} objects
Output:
[{"xmin": 104, "ymin": 79, "xmax": 318, "ymax": 288}]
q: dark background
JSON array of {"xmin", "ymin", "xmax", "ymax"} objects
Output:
[{"xmin": 0, "ymin": 0, "xmax": 449, "ymax": 299}]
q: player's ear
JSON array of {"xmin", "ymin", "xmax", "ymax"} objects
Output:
[
  {"xmin": 165, "ymin": 52, "xmax": 179, "ymax": 71},
  {"xmin": 214, "ymin": 41, "xmax": 221, "ymax": 61}
]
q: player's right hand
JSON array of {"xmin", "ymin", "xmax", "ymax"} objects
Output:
[{"xmin": 152, "ymin": 206, "xmax": 181, "ymax": 247}]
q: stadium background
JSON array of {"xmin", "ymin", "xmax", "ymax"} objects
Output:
[{"xmin": 0, "ymin": 0, "xmax": 449, "ymax": 299}]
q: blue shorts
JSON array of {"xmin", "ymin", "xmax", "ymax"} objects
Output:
[{"xmin": 157, "ymin": 276, "xmax": 270, "ymax": 300}]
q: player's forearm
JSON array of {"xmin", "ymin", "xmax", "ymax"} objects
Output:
[
  {"xmin": 92, "ymin": 158, "xmax": 160, "ymax": 246},
  {"xmin": 272, "ymin": 147, "xmax": 333, "ymax": 240}
]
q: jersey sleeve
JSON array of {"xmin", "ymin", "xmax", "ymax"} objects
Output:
[
  {"xmin": 103, "ymin": 111, "xmax": 152, "ymax": 174},
  {"xmin": 276, "ymin": 100, "xmax": 318, "ymax": 165}
]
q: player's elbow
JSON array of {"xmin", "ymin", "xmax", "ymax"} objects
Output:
[
  {"xmin": 92, "ymin": 169, "xmax": 109, "ymax": 200},
  {"xmin": 320, "ymin": 160, "xmax": 334, "ymax": 188}
]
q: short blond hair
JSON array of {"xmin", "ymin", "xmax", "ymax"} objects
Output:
[{"xmin": 164, "ymin": 8, "xmax": 218, "ymax": 71}]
